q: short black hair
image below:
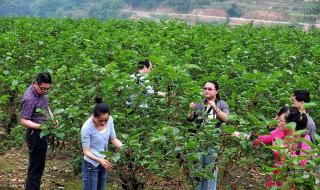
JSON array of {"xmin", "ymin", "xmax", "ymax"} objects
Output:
[
  {"xmin": 293, "ymin": 90, "xmax": 310, "ymax": 103},
  {"xmin": 36, "ymin": 73, "xmax": 52, "ymax": 84},
  {"xmin": 137, "ymin": 59, "xmax": 150, "ymax": 70},
  {"xmin": 93, "ymin": 96, "xmax": 110, "ymax": 117}
]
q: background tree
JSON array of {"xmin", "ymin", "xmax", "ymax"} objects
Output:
[
  {"xmin": 226, "ymin": 3, "xmax": 243, "ymax": 18},
  {"xmin": 88, "ymin": 0, "xmax": 124, "ymax": 20}
]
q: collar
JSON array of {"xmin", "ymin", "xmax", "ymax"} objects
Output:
[
  {"xmin": 203, "ymin": 98, "xmax": 219, "ymax": 104},
  {"xmin": 30, "ymin": 84, "xmax": 42, "ymax": 98}
]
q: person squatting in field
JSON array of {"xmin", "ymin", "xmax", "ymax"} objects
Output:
[
  {"xmin": 232, "ymin": 106, "xmax": 311, "ymax": 187},
  {"xmin": 20, "ymin": 72, "xmax": 59, "ymax": 190},
  {"xmin": 187, "ymin": 80, "xmax": 229, "ymax": 190},
  {"xmin": 81, "ymin": 96, "xmax": 123, "ymax": 190}
]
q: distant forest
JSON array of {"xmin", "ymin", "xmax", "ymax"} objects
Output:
[
  {"xmin": 1, "ymin": 0, "xmax": 319, "ymax": 21},
  {"xmin": 1, "ymin": 0, "xmax": 212, "ymax": 19}
]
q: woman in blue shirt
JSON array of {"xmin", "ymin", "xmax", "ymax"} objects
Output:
[{"xmin": 81, "ymin": 96, "xmax": 123, "ymax": 190}]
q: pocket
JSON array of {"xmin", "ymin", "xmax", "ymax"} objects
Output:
[
  {"xmin": 26, "ymin": 129, "xmax": 36, "ymax": 151},
  {"xmin": 88, "ymin": 162, "xmax": 96, "ymax": 171},
  {"xmin": 83, "ymin": 160, "xmax": 96, "ymax": 174}
]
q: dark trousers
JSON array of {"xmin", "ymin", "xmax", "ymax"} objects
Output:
[{"xmin": 25, "ymin": 128, "xmax": 48, "ymax": 190}]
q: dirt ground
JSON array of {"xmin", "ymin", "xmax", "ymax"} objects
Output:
[
  {"xmin": 0, "ymin": 125, "xmax": 267, "ymax": 190},
  {"xmin": 0, "ymin": 146, "xmax": 83, "ymax": 190},
  {"xmin": 0, "ymin": 145, "xmax": 267, "ymax": 190}
]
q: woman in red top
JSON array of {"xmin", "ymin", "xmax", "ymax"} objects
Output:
[
  {"xmin": 233, "ymin": 106, "xmax": 311, "ymax": 187},
  {"xmin": 255, "ymin": 106, "xmax": 311, "ymax": 187}
]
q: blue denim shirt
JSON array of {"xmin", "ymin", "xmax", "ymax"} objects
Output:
[{"xmin": 81, "ymin": 115, "xmax": 116, "ymax": 167}]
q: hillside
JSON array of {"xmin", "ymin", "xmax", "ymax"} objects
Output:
[
  {"xmin": 124, "ymin": 1, "xmax": 320, "ymax": 29},
  {"xmin": 1, "ymin": 0, "xmax": 320, "ymax": 27}
]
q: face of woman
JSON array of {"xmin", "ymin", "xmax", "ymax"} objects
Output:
[
  {"xmin": 277, "ymin": 114, "xmax": 289, "ymax": 132},
  {"xmin": 93, "ymin": 113, "xmax": 109, "ymax": 128},
  {"xmin": 203, "ymin": 82, "xmax": 218, "ymax": 99}
]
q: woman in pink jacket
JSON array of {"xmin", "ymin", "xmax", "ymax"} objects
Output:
[
  {"xmin": 254, "ymin": 106, "xmax": 311, "ymax": 187},
  {"xmin": 233, "ymin": 106, "xmax": 311, "ymax": 187}
]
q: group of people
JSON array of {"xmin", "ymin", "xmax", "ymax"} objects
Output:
[
  {"xmin": 187, "ymin": 84, "xmax": 317, "ymax": 189},
  {"xmin": 20, "ymin": 73, "xmax": 123, "ymax": 190},
  {"xmin": 20, "ymin": 60, "xmax": 317, "ymax": 190},
  {"xmin": 20, "ymin": 60, "xmax": 160, "ymax": 190}
]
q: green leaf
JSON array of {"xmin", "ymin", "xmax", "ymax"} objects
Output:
[
  {"xmin": 294, "ymin": 130, "xmax": 308, "ymax": 137},
  {"xmin": 51, "ymin": 129, "xmax": 58, "ymax": 134},
  {"xmin": 12, "ymin": 80, "xmax": 19, "ymax": 86},
  {"xmin": 3, "ymin": 70, "xmax": 10, "ymax": 75},
  {"xmin": 184, "ymin": 64, "xmax": 202, "ymax": 70},
  {"xmin": 151, "ymin": 136, "xmax": 167, "ymax": 143},
  {"xmin": 36, "ymin": 108, "xmax": 45, "ymax": 114},
  {"xmin": 302, "ymin": 102, "xmax": 317, "ymax": 109},
  {"xmin": 120, "ymin": 134, "xmax": 129, "ymax": 140},
  {"xmin": 174, "ymin": 146, "xmax": 182, "ymax": 152},
  {"xmin": 126, "ymin": 108, "xmax": 134, "ymax": 114},
  {"xmin": 248, "ymin": 113, "xmax": 260, "ymax": 124},
  {"xmin": 100, "ymin": 151, "xmax": 112, "ymax": 158},
  {"xmin": 224, "ymin": 126, "xmax": 236, "ymax": 134},
  {"xmin": 268, "ymin": 120, "xmax": 278, "ymax": 126},
  {"xmin": 171, "ymin": 127, "xmax": 180, "ymax": 135},
  {"xmin": 285, "ymin": 122, "xmax": 296, "ymax": 131},
  {"xmin": 315, "ymin": 133, "xmax": 320, "ymax": 142},
  {"xmin": 56, "ymin": 133, "xmax": 65, "ymax": 139},
  {"xmin": 267, "ymin": 145, "xmax": 281, "ymax": 152},
  {"xmin": 40, "ymin": 131, "xmax": 49, "ymax": 138},
  {"xmin": 274, "ymin": 138, "xmax": 285, "ymax": 148},
  {"xmin": 112, "ymin": 153, "xmax": 121, "ymax": 162},
  {"xmin": 263, "ymin": 165, "xmax": 281, "ymax": 172},
  {"xmin": 0, "ymin": 95, "xmax": 10, "ymax": 103},
  {"xmin": 53, "ymin": 109, "xmax": 64, "ymax": 115},
  {"xmin": 185, "ymin": 140, "xmax": 198, "ymax": 149},
  {"xmin": 129, "ymin": 134, "xmax": 141, "ymax": 141},
  {"xmin": 184, "ymin": 49, "xmax": 195, "ymax": 56}
]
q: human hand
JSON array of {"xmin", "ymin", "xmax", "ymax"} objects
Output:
[
  {"xmin": 231, "ymin": 131, "xmax": 240, "ymax": 138},
  {"xmin": 54, "ymin": 120, "xmax": 59, "ymax": 128},
  {"xmin": 208, "ymin": 100, "xmax": 216, "ymax": 109},
  {"xmin": 157, "ymin": 92, "xmax": 167, "ymax": 97},
  {"xmin": 48, "ymin": 120, "xmax": 59, "ymax": 130},
  {"xmin": 99, "ymin": 158, "xmax": 112, "ymax": 169},
  {"xmin": 189, "ymin": 102, "xmax": 196, "ymax": 109},
  {"xmin": 231, "ymin": 132, "xmax": 251, "ymax": 140}
]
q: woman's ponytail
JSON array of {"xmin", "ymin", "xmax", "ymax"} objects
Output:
[
  {"xmin": 93, "ymin": 96, "xmax": 110, "ymax": 117},
  {"xmin": 296, "ymin": 112, "xmax": 308, "ymax": 131},
  {"xmin": 282, "ymin": 106, "xmax": 308, "ymax": 131}
]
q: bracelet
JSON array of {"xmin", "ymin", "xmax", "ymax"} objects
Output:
[{"xmin": 215, "ymin": 109, "xmax": 220, "ymax": 114}]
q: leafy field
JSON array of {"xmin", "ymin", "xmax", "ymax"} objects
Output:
[{"xmin": 0, "ymin": 17, "xmax": 319, "ymax": 189}]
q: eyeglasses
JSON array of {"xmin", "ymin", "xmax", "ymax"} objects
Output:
[
  {"xmin": 38, "ymin": 83, "xmax": 51, "ymax": 92},
  {"xmin": 203, "ymin": 87, "xmax": 216, "ymax": 91}
]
